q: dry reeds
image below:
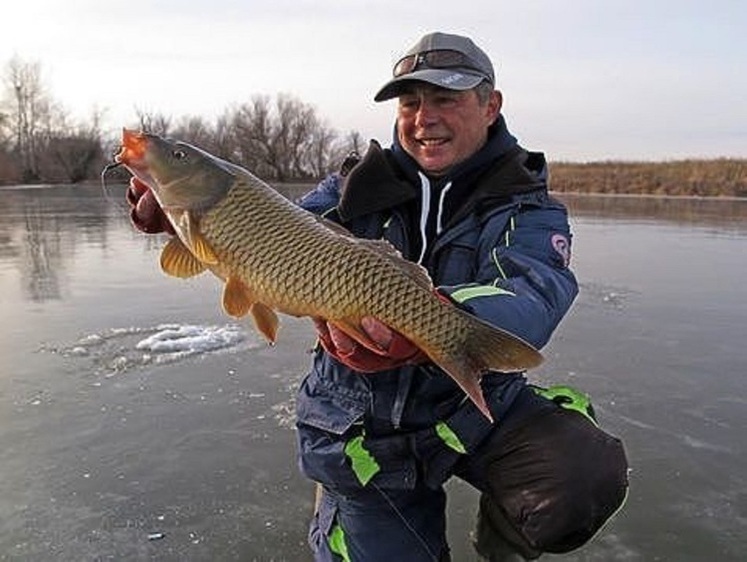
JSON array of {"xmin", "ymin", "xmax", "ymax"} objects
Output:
[{"xmin": 549, "ymin": 159, "xmax": 747, "ymax": 198}]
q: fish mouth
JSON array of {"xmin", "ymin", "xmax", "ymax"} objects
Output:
[
  {"xmin": 115, "ymin": 128, "xmax": 159, "ymax": 191},
  {"xmin": 115, "ymin": 129, "xmax": 148, "ymax": 170}
]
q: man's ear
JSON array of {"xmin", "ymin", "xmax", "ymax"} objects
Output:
[{"xmin": 488, "ymin": 90, "xmax": 503, "ymax": 122}]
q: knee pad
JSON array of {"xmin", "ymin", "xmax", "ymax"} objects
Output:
[{"xmin": 476, "ymin": 405, "xmax": 628, "ymax": 558}]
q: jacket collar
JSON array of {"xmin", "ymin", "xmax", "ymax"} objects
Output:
[
  {"xmin": 337, "ymin": 115, "xmax": 545, "ymax": 223},
  {"xmin": 337, "ymin": 139, "xmax": 417, "ymax": 221}
]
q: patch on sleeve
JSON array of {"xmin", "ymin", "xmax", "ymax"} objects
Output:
[{"xmin": 551, "ymin": 233, "xmax": 571, "ymax": 268}]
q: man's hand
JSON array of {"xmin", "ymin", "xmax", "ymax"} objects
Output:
[
  {"xmin": 126, "ymin": 177, "xmax": 175, "ymax": 235},
  {"xmin": 313, "ymin": 316, "xmax": 427, "ymax": 372}
]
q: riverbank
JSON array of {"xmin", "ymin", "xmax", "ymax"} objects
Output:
[
  {"xmin": 548, "ymin": 158, "xmax": 747, "ymax": 198},
  {"xmin": 226, "ymin": 158, "xmax": 747, "ymax": 199},
  {"xmin": 6, "ymin": 158, "xmax": 747, "ymax": 199}
]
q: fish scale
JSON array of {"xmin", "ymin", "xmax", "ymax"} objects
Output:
[
  {"xmin": 115, "ymin": 130, "xmax": 543, "ymax": 420},
  {"xmin": 202, "ymin": 180, "xmax": 460, "ymax": 352}
]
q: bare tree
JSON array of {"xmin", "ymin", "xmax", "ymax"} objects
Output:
[
  {"xmin": 226, "ymin": 93, "xmax": 346, "ymax": 181},
  {"xmin": 0, "ymin": 111, "xmax": 18, "ymax": 182},
  {"xmin": 42, "ymin": 109, "xmax": 105, "ymax": 183},
  {"xmin": 326, "ymin": 129, "xmax": 366, "ymax": 175},
  {"xmin": 0, "ymin": 110, "xmax": 11, "ymax": 149},
  {"xmin": 0, "ymin": 57, "xmax": 101, "ymax": 184},
  {"xmin": 2, "ymin": 57, "xmax": 50, "ymax": 181},
  {"xmin": 306, "ymin": 122, "xmax": 337, "ymax": 178},
  {"xmin": 135, "ymin": 109, "xmax": 172, "ymax": 136},
  {"xmin": 226, "ymin": 96, "xmax": 267, "ymax": 177},
  {"xmin": 345, "ymin": 130, "xmax": 365, "ymax": 155},
  {"xmin": 211, "ymin": 112, "xmax": 239, "ymax": 161},
  {"xmin": 0, "ymin": 60, "xmax": 365, "ymax": 185},
  {"xmin": 276, "ymin": 94, "xmax": 316, "ymax": 179},
  {"xmin": 171, "ymin": 115, "xmax": 214, "ymax": 148}
]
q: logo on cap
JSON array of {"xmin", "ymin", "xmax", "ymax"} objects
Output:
[{"xmin": 440, "ymin": 73, "xmax": 466, "ymax": 86}]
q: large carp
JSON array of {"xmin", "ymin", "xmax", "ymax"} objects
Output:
[{"xmin": 115, "ymin": 130, "xmax": 542, "ymax": 420}]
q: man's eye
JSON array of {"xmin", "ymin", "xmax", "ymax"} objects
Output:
[{"xmin": 172, "ymin": 149, "xmax": 187, "ymax": 160}]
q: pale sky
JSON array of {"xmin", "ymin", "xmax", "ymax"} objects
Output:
[{"xmin": 1, "ymin": 0, "xmax": 745, "ymax": 161}]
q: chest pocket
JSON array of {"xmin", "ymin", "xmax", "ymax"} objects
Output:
[
  {"xmin": 431, "ymin": 241, "xmax": 477, "ymax": 285},
  {"xmin": 429, "ymin": 210, "xmax": 513, "ymax": 286}
]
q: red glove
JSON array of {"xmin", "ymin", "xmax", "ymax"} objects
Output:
[
  {"xmin": 126, "ymin": 177, "xmax": 175, "ymax": 235},
  {"xmin": 314, "ymin": 316, "xmax": 427, "ymax": 372}
]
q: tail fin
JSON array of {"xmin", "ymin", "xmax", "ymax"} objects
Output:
[
  {"xmin": 464, "ymin": 313, "xmax": 543, "ymax": 373},
  {"xmin": 430, "ymin": 314, "xmax": 543, "ymax": 422}
]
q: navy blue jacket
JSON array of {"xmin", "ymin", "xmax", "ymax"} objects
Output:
[{"xmin": 295, "ymin": 117, "xmax": 578, "ymax": 446}]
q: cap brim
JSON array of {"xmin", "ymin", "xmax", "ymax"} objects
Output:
[{"xmin": 374, "ymin": 68, "xmax": 487, "ymax": 102}]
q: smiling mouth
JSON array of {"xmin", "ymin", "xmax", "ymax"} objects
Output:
[{"xmin": 417, "ymin": 138, "xmax": 449, "ymax": 147}]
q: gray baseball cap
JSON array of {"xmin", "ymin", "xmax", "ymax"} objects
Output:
[{"xmin": 374, "ymin": 32, "xmax": 495, "ymax": 102}]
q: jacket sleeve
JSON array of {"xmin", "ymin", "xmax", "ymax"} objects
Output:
[
  {"xmin": 440, "ymin": 197, "xmax": 578, "ymax": 350},
  {"xmin": 296, "ymin": 173, "xmax": 342, "ymax": 215}
]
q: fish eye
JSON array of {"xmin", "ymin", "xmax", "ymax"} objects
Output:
[{"xmin": 172, "ymin": 149, "xmax": 188, "ymax": 160}]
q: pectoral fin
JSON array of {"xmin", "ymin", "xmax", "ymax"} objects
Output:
[
  {"xmin": 187, "ymin": 215, "xmax": 219, "ymax": 264},
  {"xmin": 222, "ymin": 276, "xmax": 255, "ymax": 318},
  {"xmin": 160, "ymin": 237, "xmax": 207, "ymax": 278},
  {"xmin": 173, "ymin": 211, "xmax": 219, "ymax": 265},
  {"xmin": 250, "ymin": 302, "xmax": 280, "ymax": 344}
]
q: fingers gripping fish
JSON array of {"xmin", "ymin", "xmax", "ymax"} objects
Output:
[{"xmin": 114, "ymin": 129, "xmax": 542, "ymax": 421}]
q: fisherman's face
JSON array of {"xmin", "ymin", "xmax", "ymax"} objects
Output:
[{"xmin": 397, "ymin": 84, "xmax": 501, "ymax": 176}]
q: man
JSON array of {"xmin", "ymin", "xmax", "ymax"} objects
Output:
[{"xmin": 128, "ymin": 32, "xmax": 628, "ymax": 562}]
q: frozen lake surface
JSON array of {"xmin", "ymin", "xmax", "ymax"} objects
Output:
[{"xmin": 1, "ymin": 185, "xmax": 745, "ymax": 561}]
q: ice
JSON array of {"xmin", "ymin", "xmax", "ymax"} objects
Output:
[
  {"xmin": 136, "ymin": 324, "xmax": 245, "ymax": 354},
  {"xmin": 44, "ymin": 323, "xmax": 256, "ymax": 378}
]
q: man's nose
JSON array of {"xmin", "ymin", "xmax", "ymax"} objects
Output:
[{"xmin": 414, "ymin": 100, "xmax": 438, "ymax": 127}]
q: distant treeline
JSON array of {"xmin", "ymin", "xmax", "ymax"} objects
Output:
[
  {"xmin": 1, "ymin": 57, "xmax": 745, "ymax": 196},
  {"xmin": 0, "ymin": 57, "xmax": 364, "ymax": 186},
  {"xmin": 549, "ymin": 159, "xmax": 747, "ymax": 198}
]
